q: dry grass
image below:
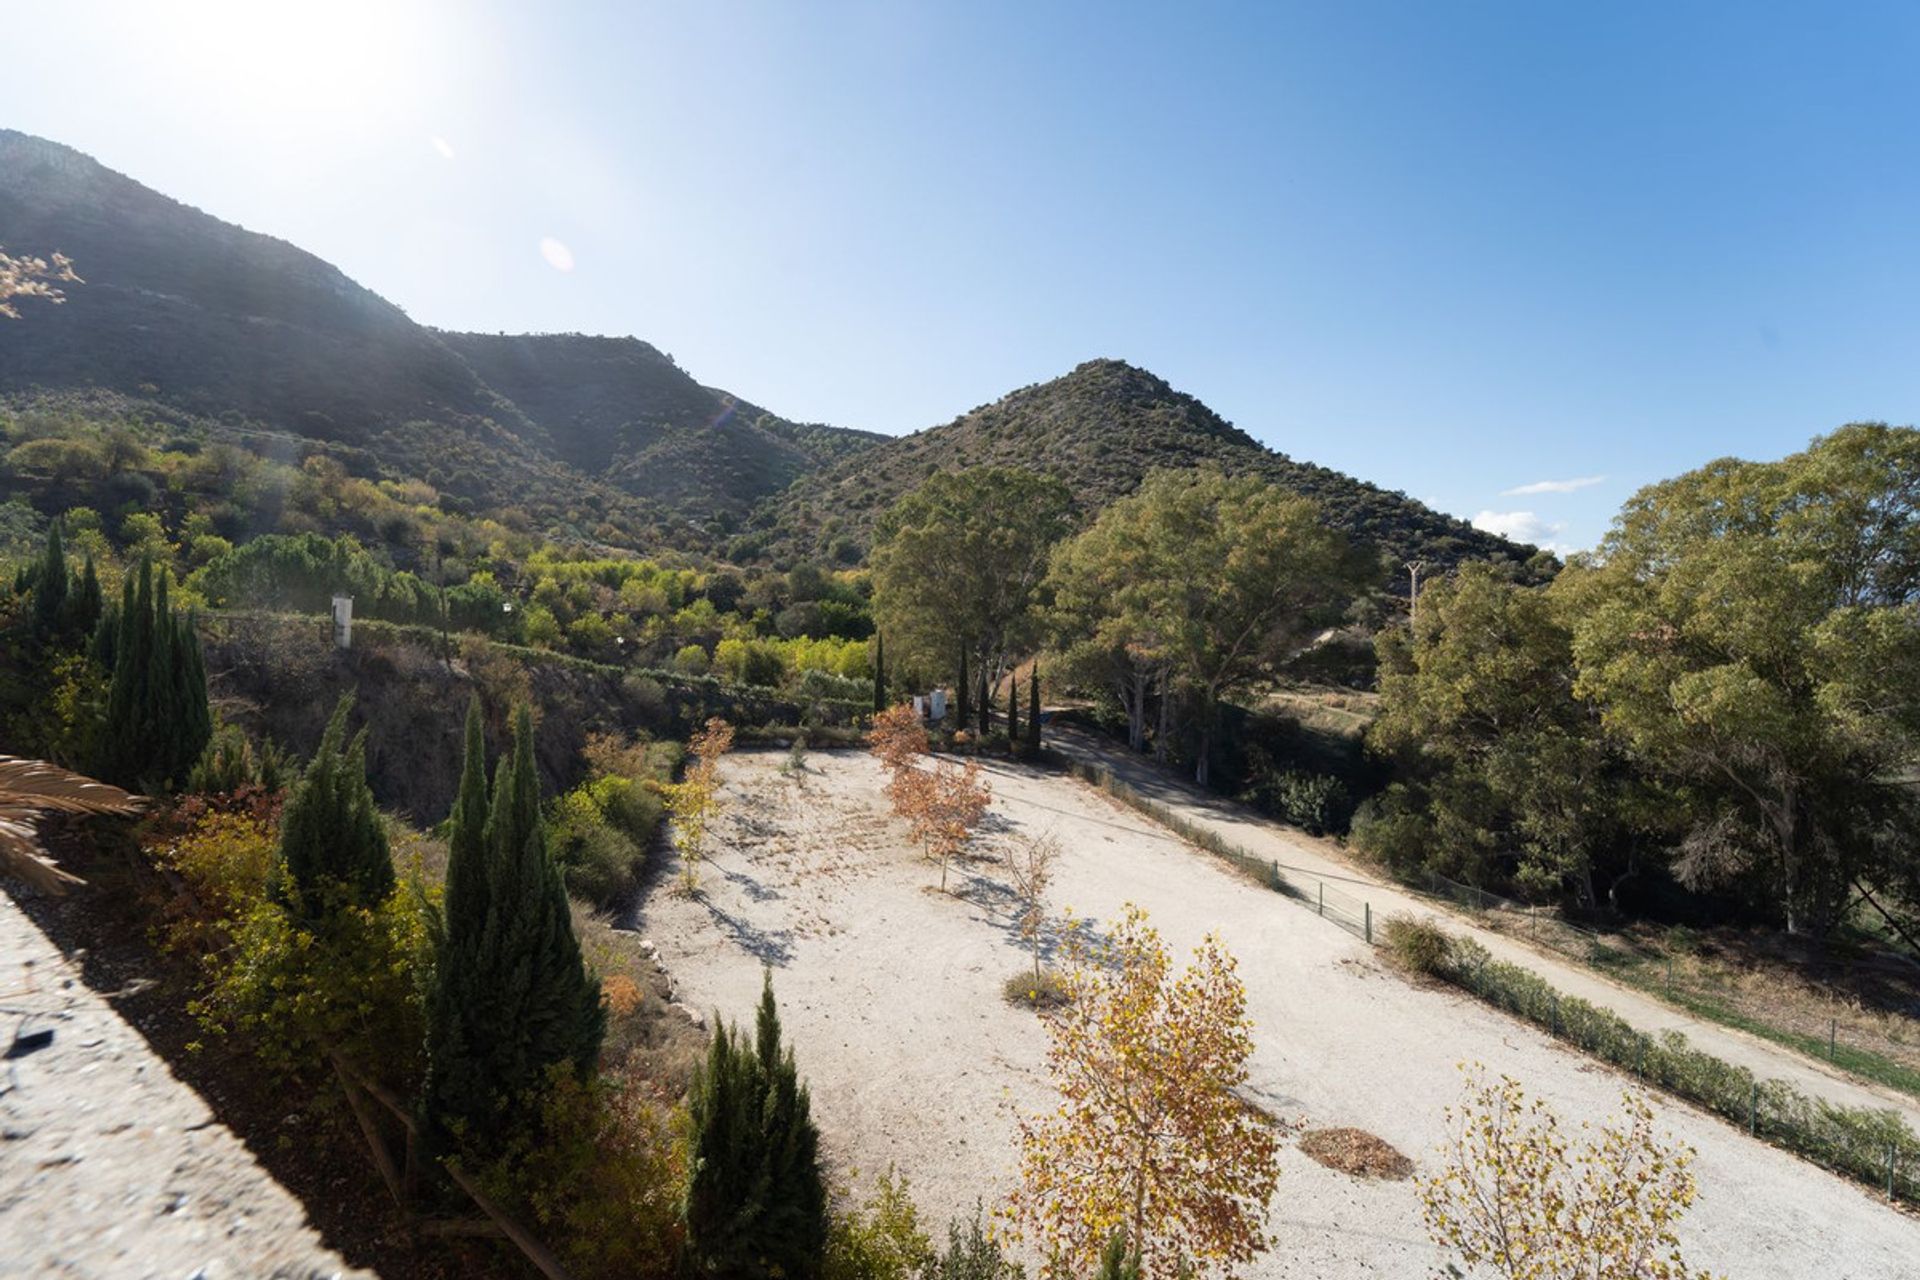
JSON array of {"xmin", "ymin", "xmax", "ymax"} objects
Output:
[
  {"xmin": 571, "ymin": 900, "xmax": 709, "ymax": 1093},
  {"xmin": 1297, "ymin": 1127, "xmax": 1414, "ymax": 1180}
]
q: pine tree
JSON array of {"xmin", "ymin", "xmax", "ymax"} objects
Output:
[
  {"xmin": 1027, "ymin": 665, "xmax": 1043, "ymax": 754},
  {"xmin": 422, "ymin": 703, "xmax": 603, "ymax": 1152},
  {"xmin": 274, "ymin": 695, "xmax": 394, "ymax": 918},
  {"xmin": 96, "ymin": 559, "xmax": 211, "ymax": 790},
  {"xmin": 684, "ymin": 970, "xmax": 827, "ymax": 1279}
]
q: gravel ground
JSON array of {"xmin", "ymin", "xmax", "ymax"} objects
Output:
[
  {"xmin": 637, "ymin": 750, "xmax": 1920, "ymax": 1280},
  {"xmin": 0, "ymin": 888, "xmax": 366, "ymax": 1280}
]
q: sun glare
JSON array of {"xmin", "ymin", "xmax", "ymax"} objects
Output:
[{"xmin": 134, "ymin": 0, "xmax": 438, "ymax": 138}]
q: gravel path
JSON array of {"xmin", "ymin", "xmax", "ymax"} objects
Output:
[
  {"xmin": 0, "ymin": 889, "xmax": 366, "ymax": 1280},
  {"xmin": 637, "ymin": 750, "xmax": 1920, "ymax": 1280},
  {"xmin": 1049, "ymin": 723, "xmax": 1920, "ymax": 1132}
]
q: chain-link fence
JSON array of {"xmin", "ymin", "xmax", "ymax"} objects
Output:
[{"xmin": 1064, "ymin": 754, "xmax": 1920, "ymax": 1207}]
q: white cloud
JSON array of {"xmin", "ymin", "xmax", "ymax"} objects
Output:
[
  {"xmin": 1472, "ymin": 510, "xmax": 1563, "ymax": 547},
  {"xmin": 539, "ymin": 237, "xmax": 575, "ymax": 273},
  {"xmin": 1502, "ymin": 474, "xmax": 1606, "ymax": 496},
  {"xmin": 429, "ymin": 135, "xmax": 456, "ymax": 160}
]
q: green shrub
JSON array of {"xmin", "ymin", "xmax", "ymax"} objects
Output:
[
  {"xmin": 1379, "ymin": 913, "xmax": 1450, "ymax": 976},
  {"xmin": 923, "ymin": 1205, "xmax": 1023, "ymax": 1280},
  {"xmin": 472, "ymin": 1066, "xmax": 685, "ymax": 1280},
  {"xmin": 1251, "ymin": 768, "xmax": 1354, "ymax": 835},
  {"xmin": 824, "ymin": 1168, "xmax": 931, "ymax": 1280}
]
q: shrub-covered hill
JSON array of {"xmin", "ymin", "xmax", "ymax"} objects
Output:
[
  {"xmin": 438, "ymin": 331, "xmax": 882, "ymax": 523},
  {"xmin": 0, "ymin": 131, "xmax": 651, "ymax": 536},
  {"xmin": 0, "ymin": 130, "xmax": 854, "ymax": 547},
  {"xmin": 753, "ymin": 358, "xmax": 1542, "ymax": 575}
]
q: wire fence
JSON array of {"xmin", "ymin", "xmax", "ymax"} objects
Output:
[{"xmin": 1063, "ymin": 754, "xmax": 1920, "ymax": 1207}]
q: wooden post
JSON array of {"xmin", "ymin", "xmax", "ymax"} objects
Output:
[
  {"xmin": 333, "ymin": 1060, "xmax": 406, "ymax": 1210},
  {"xmin": 445, "ymin": 1162, "xmax": 577, "ymax": 1280}
]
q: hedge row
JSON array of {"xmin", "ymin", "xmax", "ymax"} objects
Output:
[
  {"xmin": 1062, "ymin": 753, "xmax": 1920, "ymax": 1204},
  {"xmin": 1440, "ymin": 935, "xmax": 1920, "ymax": 1203}
]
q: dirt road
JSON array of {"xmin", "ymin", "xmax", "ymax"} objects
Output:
[{"xmin": 638, "ymin": 750, "xmax": 1920, "ymax": 1279}]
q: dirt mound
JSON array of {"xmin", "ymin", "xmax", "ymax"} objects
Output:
[{"xmin": 1297, "ymin": 1127, "xmax": 1414, "ymax": 1180}]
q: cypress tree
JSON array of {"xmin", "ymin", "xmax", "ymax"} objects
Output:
[
  {"xmin": 423, "ymin": 704, "xmax": 603, "ymax": 1152},
  {"xmin": 422, "ymin": 697, "xmax": 495, "ymax": 1147},
  {"xmin": 873, "ymin": 632, "xmax": 887, "ymax": 712},
  {"xmin": 28, "ymin": 522, "xmax": 68, "ymax": 646},
  {"xmin": 976, "ymin": 666, "xmax": 990, "ymax": 738},
  {"xmin": 65, "ymin": 553, "xmax": 102, "ymax": 641},
  {"xmin": 684, "ymin": 970, "xmax": 826, "ymax": 1280},
  {"xmin": 1007, "ymin": 668, "xmax": 1020, "ymax": 746},
  {"xmin": 1027, "ymin": 665, "xmax": 1042, "ymax": 754},
  {"xmin": 96, "ymin": 559, "xmax": 210, "ymax": 790},
  {"xmin": 274, "ymin": 695, "xmax": 394, "ymax": 918},
  {"xmin": 956, "ymin": 647, "xmax": 969, "ymax": 731}
]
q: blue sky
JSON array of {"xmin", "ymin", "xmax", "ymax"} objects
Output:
[{"xmin": 8, "ymin": 1, "xmax": 1918, "ymax": 551}]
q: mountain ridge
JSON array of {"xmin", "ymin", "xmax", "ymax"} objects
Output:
[
  {"xmin": 752, "ymin": 357, "xmax": 1537, "ymax": 573},
  {"xmin": 2, "ymin": 128, "xmax": 1532, "ymax": 575}
]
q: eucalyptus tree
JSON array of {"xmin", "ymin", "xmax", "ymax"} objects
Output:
[
  {"xmin": 870, "ymin": 467, "xmax": 1074, "ymax": 724},
  {"xmin": 1049, "ymin": 469, "xmax": 1368, "ymax": 784},
  {"xmin": 1563, "ymin": 423, "xmax": 1920, "ymax": 935}
]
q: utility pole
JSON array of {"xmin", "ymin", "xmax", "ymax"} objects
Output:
[{"xmin": 1406, "ymin": 560, "xmax": 1426, "ymax": 625}]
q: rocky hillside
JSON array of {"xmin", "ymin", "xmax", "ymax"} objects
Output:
[{"xmin": 753, "ymin": 358, "xmax": 1537, "ymax": 572}]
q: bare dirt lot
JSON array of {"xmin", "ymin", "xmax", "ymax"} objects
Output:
[{"xmin": 637, "ymin": 750, "xmax": 1920, "ymax": 1279}]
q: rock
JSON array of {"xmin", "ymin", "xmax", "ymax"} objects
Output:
[{"xmin": 670, "ymin": 1002, "xmax": 706, "ymax": 1030}]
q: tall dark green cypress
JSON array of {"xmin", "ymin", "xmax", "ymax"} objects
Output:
[
  {"xmin": 1027, "ymin": 665, "xmax": 1042, "ymax": 754},
  {"xmin": 977, "ymin": 666, "xmax": 990, "ymax": 738},
  {"xmin": 274, "ymin": 695, "xmax": 394, "ymax": 918},
  {"xmin": 66, "ymin": 553, "xmax": 102, "ymax": 641},
  {"xmin": 422, "ymin": 697, "xmax": 495, "ymax": 1147},
  {"xmin": 423, "ymin": 703, "xmax": 602, "ymax": 1152},
  {"xmin": 96, "ymin": 559, "xmax": 210, "ymax": 790},
  {"xmin": 872, "ymin": 632, "xmax": 887, "ymax": 712},
  {"xmin": 684, "ymin": 970, "xmax": 826, "ymax": 1280},
  {"xmin": 28, "ymin": 522, "xmax": 68, "ymax": 646},
  {"xmin": 956, "ymin": 647, "xmax": 969, "ymax": 731}
]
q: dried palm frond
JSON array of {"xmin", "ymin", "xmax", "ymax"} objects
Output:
[{"xmin": 0, "ymin": 756, "xmax": 145, "ymax": 893}]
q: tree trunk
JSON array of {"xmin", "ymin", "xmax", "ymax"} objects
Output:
[
  {"xmin": 957, "ymin": 647, "xmax": 970, "ymax": 730},
  {"xmin": 977, "ymin": 666, "xmax": 990, "ymax": 737},
  {"xmin": 1154, "ymin": 672, "xmax": 1170, "ymax": 765}
]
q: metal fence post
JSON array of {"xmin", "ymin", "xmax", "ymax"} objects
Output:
[{"xmin": 1364, "ymin": 902, "xmax": 1372, "ymax": 944}]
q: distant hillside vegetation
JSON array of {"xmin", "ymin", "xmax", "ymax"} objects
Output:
[
  {"xmin": 754, "ymin": 358, "xmax": 1539, "ymax": 573},
  {"xmin": 440, "ymin": 331, "xmax": 881, "ymax": 525}
]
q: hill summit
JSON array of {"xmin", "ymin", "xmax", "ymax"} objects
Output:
[{"xmin": 753, "ymin": 358, "xmax": 1534, "ymax": 572}]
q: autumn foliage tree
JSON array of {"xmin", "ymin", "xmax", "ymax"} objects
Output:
[
  {"xmin": 868, "ymin": 704, "xmax": 990, "ymax": 891},
  {"xmin": 1419, "ymin": 1066, "xmax": 1720, "ymax": 1280},
  {"xmin": 1004, "ymin": 830, "xmax": 1060, "ymax": 981},
  {"xmin": 661, "ymin": 717, "xmax": 734, "ymax": 894},
  {"xmin": 1005, "ymin": 903, "xmax": 1279, "ymax": 1279}
]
